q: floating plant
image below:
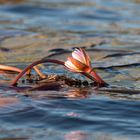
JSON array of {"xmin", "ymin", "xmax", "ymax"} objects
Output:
[{"xmin": 0, "ymin": 48, "xmax": 107, "ymax": 89}]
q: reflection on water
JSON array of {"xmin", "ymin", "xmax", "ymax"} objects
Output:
[
  {"xmin": 0, "ymin": 0, "xmax": 25, "ymax": 4},
  {"xmin": 0, "ymin": 86, "xmax": 140, "ymax": 140},
  {"xmin": 0, "ymin": 0, "xmax": 140, "ymax": 140}
]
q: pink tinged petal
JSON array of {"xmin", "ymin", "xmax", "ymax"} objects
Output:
[
  {"xmin": 79, "ymin": 48, "xmax": 87, "ymax": 64},
  {"xmin": 77, "ymin": 48, "xmax": 90, "ymax": 65},
  {"xmin": 72, "ymin": 49, "xmax": 86, "ymax": 64},
  {"xmin": 80, "ymin": 48, "xmax": 91, "ymax": 66},
  {"xmin": 68, "ymin": 57, "xmax": 90, "ymax": 72},
  {"xmin": 72, "ymin": 51, "xmax": 84, "ymax": 64},
  {"xmin": 65, "ymin": 60, "xmax": 81, "ymax": 72},
  {"xmin": 75, "ymin": 48, "xmax": 83, "ymax": 56}
]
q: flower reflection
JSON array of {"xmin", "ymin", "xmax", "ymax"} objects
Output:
[
  {"xmin": 66, "ymin": 89, "xmax": 90, "ymax": 98},
  {"xmin": 64, "ymin": 131, "xmax": 88, "ymax": 140},
  {"xmin": 0, "ymin": 97, "xmax": 19, "ymax": 107}
]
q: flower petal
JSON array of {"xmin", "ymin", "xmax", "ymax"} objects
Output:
[
  {"xmin": 72, "ymin": 51, "xmax": 84, "ymax": 64},
  {"xmin": 80, "ymin": 48, "xmax": 91, "ymax": 66},
  {"xmin": 72, "ymin": 48, "xmax": 86, "ymax": 64},
  {"xmin": 65, "ymin": 58, "xmax": 81, "ymax": 72},
  {"xmin": 68, "ymin": 57, "xmax": 89, "ymax": 72}
]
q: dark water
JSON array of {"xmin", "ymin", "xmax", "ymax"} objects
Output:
[{"xmin": 0, "ymin": 0, "xmax": 140, "ymax": 140}]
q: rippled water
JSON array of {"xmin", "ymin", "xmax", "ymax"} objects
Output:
[{"xmin": 0, "ymin": 0, "xmax": 140, "ymax": 139}]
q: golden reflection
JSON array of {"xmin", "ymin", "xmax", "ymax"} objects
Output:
[
  {"xmin": 64, "ymin": 131, "xmax": 87, "ymax": 140},
  {"xmin": 64, "ymin": 130, "xmax": 129, "ymax": 140},
  {"xmin": 0, "ymin": 97, "xmax": 19, "ymax": 107},
  {"xmin": 0, "ymin": 0, "xmax": 25, "ymax": 4},
  {"xmin": 66, "ymin": 88, "xmax": 92, "ymax": 98},
  {"xmin": 133, "ymin": 0, "xmax": 140, "ymax": 3}
]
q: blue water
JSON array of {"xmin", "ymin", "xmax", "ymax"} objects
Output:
[{"xmin": 0, "ymin": 0, "xmax": 140, "ymax": 140}]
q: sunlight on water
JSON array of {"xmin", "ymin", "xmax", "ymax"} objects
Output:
[{"xmin": 0, "ymin": 0, "xmax": 140, "ymax": 140}]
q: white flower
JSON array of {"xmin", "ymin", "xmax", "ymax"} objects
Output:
[{"xmin": 65, "ymin": 48, "xmax": 106, "ymax": 85}]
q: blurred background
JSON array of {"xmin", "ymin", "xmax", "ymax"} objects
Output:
[
  {"xmin": 0, "ymin": 1, "xmax": 140, "ymax": 140},
  {"xmin": 0, "ymin": 0, "xmax": 140, "ymax": 60}
]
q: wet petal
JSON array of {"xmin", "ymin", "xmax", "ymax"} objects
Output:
[
  {"xmin": 72, "ymin": 48, "xmax": 91, "ymax": 66},
  {"xmin": 68, "ymin": 57, "xmax": 89, "ymax": 72},
  {"xmin": 65, "ymin": 58, "xmax": 81, "ymax": 72},
  {"xmin": 72, "ymin": 51, "xmax": 85, "ymax": 64},
  {"xmin": 80, "ymin": 48, "xmax": 91, "ymax": 66}
]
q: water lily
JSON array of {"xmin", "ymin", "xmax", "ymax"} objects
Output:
[
  {"xmin": 11, "ymin": 48, "xmax": 106, "ymax": 87},
  {"xmin": 65, "ymin": 48, "xmax": 106, "ymax": 86},
  {"xmin": 65, "ymin": 48, "xmax": 91, "ymax": 73}
]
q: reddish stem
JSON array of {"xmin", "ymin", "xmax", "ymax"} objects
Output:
[
  {"xmin": 90, "ymin": 70, "xmax": 106, "ymax": 85},
  {"xmin": 11, "ymin": 59, "xmax": 107, "ymax": 88},
  {"xmin": 11, "ymin": 59, "xmax": 64, "ymax": 86},
  {"xmin": 82, "ymin": 71, "xmax": 107, "ymax": 87}
]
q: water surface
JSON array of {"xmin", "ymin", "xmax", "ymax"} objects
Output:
[{"xmin": 0, "ymin": 0, "xmax": 140, "ymax": 139}]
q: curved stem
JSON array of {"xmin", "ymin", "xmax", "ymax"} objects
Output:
[
  {"xmin": 11, "ymin": 59, "xmax": 64, "ymax": 86},
  {"xmin": 10, "ymin": 58, "xmax": 107, "ymax": 87}
]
